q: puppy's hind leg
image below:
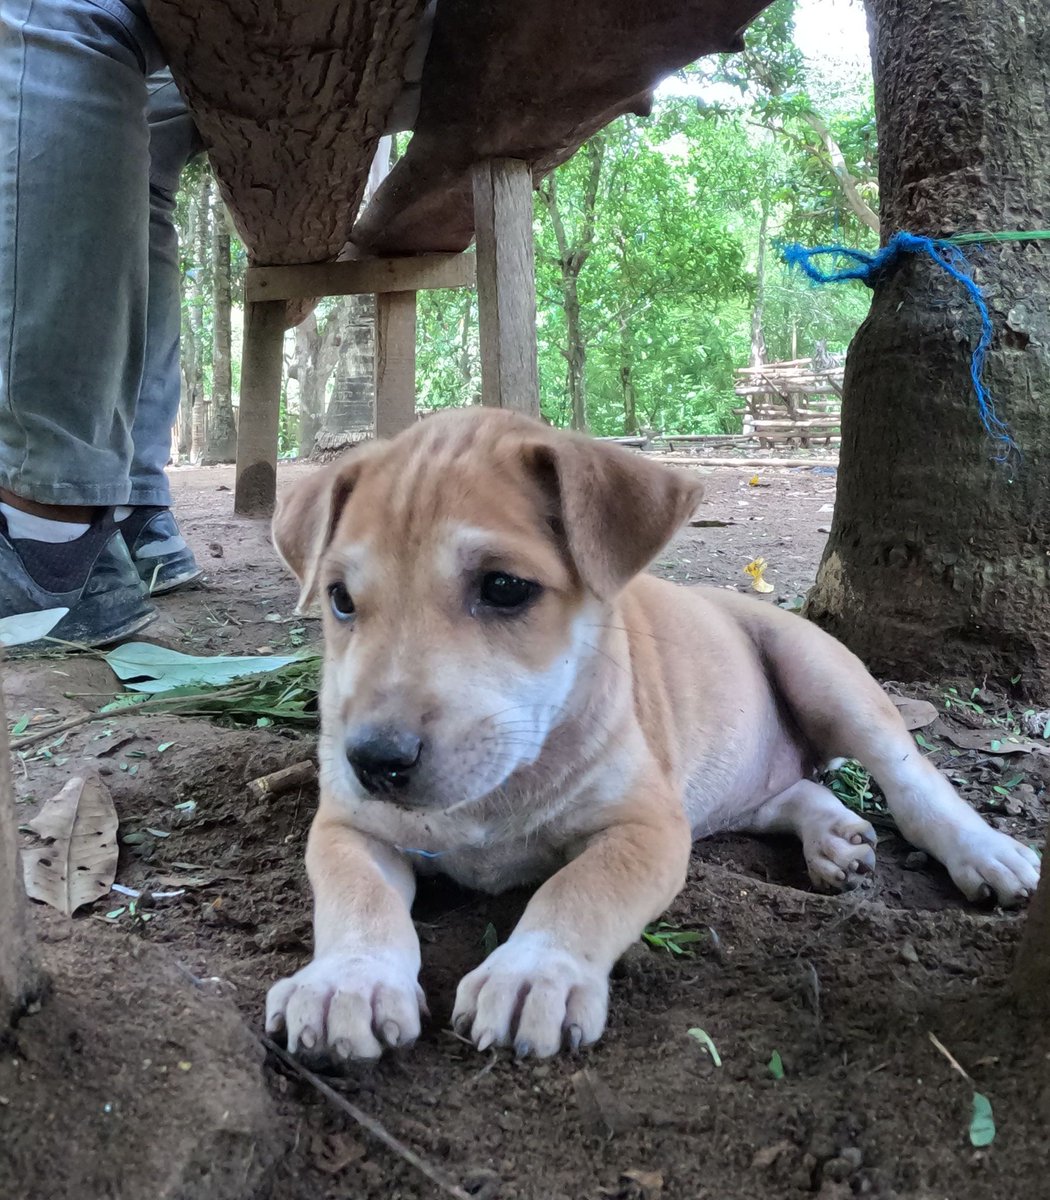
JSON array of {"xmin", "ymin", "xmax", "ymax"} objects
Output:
[
  {"xmin": 756, "ymin": 613, "xmax": 1040, "ymax": 907},
  {"xmin": 747, "ymin": 779, "xmax": 877, "ymax": 892}
]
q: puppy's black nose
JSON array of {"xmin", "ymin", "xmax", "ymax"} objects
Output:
[{"xmin": 346, "ymin": 726, "xmax": 423, "ymax": 794}]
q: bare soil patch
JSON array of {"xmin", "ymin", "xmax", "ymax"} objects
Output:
[{"xmin": 2, "ymin": 460, "xmax": 1046, "ymax": 1200}]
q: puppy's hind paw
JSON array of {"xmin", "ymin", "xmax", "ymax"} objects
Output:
[{"xmin": 804, "ymin": 814, "xmax": 878, "ymax": 892}]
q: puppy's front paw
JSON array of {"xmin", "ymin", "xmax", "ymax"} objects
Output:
[
  {"xmin": 452, "ymin": 932, "xmax": 608, "ymax": 1058},
  {"xmin": 266, "ymin": 951, "xmax": 425, "ymax": 1061},
  {"xmin": 941, "ymin": 827, "xmax": 1040, "ymax": 907}
]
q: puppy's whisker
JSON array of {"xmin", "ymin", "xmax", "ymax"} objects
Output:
[
  {"xmin": 580, "ymin": 637, "xmax": 629, "ymax": 677},
  {"xmin": 583, "ymin": 621, "xmax": 685, "ymax": 648}
]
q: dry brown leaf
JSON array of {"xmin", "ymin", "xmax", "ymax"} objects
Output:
[
  {"xmin": 938, "ymin": 725, "xmax": 1050, "ymax": 757},
  {"xmin": 21, "ymin": 773, "xmax": 118, "ymax": 915},
  {"xmin": 892, "ymin": 697, "xmax": 938, "ymax": 731}
]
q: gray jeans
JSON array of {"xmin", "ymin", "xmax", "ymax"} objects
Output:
[{"xmin": 0, "ymin": 0, "xmax": 203, "ymax": 507}]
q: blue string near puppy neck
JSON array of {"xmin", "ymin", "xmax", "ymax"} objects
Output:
[{"xmin": 781, "ymin": 231, "xmax": 1017, "ymax": 462}]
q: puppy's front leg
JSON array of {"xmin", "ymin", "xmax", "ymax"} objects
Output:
[
  {"xmin": 266, "ymin": 806, "xmax": 424, "ymax": 1061},
  {"xmin": 453, "ymin": 789, "xmax": 691, "ymax": 1058}
]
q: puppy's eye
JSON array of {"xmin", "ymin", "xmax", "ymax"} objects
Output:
[
  {"xmin": 327, "ymin": 581, "xmax": 356, "ymax": 621},
  {"xmin": 478, "ymin": 571, "xmax": 539, "ymax": 611}
]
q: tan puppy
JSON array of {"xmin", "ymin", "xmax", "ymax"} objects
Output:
[{"xmin": 266, "ymin": 408, "xmax": 1039, "ymax": 1061}]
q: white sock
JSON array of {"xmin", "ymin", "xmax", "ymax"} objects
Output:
[
  {"xmin": 1, "ymin": 501, "xmax": 91, "ymax": 544},
  {"xmin": 113, "ymin": 506, "xmax": 134, "ymax": 521}
]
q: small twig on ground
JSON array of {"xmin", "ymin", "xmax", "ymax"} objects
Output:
[
  {"xmin": 259, "ymin": 1035, "xmax": 471, "ymax": 1200},
  {"xmin": 247, "ymin": 759, "xmax": 316, "ymax": 800},
  {"xmin": 10, "ymin": 710, "xmax": 98, "ymax": 750},
  {"xmin": 800, "ymin": 959, "xmax": 822, "ymax": 1027},
  {"xmin": 928, "ymin": 1031, "xmax": 973, "ymax": 1084}
]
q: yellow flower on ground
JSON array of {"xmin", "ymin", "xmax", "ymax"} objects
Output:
[{"xmin": 744, "ymin": 557, "xmax": 775, "ymax": 593}]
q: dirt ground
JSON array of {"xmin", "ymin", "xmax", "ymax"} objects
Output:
[{"xmin": 2, "ymin": 458, "xmax": 1048, "ymax": 1200}]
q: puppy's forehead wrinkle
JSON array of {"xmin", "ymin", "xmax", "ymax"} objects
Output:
[{"xmin": 348, "ymin": 410, "xmax": 551, "ymax": 557}]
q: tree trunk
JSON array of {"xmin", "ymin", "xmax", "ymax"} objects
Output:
[
  {"xmin": 749, "ymin": 200, "xmax": 769, "ymax": 369},
  {"xmin": 538, "ymin": 137, "xmax": 604, "ymax": 433},
  {"xmin": 174, "ymin": 370, "xmax": 191, "ymax": 461},
  {"xmin": 314, "ymin": 294, "xmax": 376, "ymax": 456},
  {"xmin": 618, "ymin": 313, "xmax": 638, "ymax": 435},
  {"xmin": 292, "ymin": 302, "xmax": 348, "ymax": 457},
  {"xmin": 564, "ymin": 275, "xmax": 587, "ymax": 432},
  {"xmin": 1012, "ymin": 817, "xmax": 1050, "ymax": 1021},
  {"xmin": 293, "ymin": 312, "xmax": 323, "ymax": 457},
  {"xmin": 805, "ymin": 0, "xmax": 1050, "ymax": 695},
  {"xmin": 458, "ymin": 291, "xmax": 477, "ymax": 401},
  {"xmin": 800, "ymin": 109, "xmax": 880, "ymax": 234},
  {"xmin": 203, "ymin": 193, "xmax": 237, "ymax": 465},
  {"xmin": 186, "ymin": 174, "xmax": 211, "ymax": 465},
  {"xmin": 1, "ymin": 683, "xmax": 42, "ymax": 1025}
]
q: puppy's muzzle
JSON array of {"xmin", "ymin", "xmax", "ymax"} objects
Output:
[{"xmin": 346, "ymin": 725, "xmax": 424, "ymax": 796}]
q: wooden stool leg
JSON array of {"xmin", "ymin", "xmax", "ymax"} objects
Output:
[
  {"xmin": 374, "ymin": 291, "xmax": 417, "ymax": 439},
  {"xmin": 234, "ymin": 299, "xmax": 287, "ymax": 516},
  {"xmin": 472, "ymin": 158, "xmax": 539, "ymax": 416}
]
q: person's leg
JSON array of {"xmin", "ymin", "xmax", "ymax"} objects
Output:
[
  {"xmin": 129, "ymin": 70, "xmax": 203, "ymax": 507},
  {"xmin": 118, "ymin": 69, "xmax": 204, "ymax": 594},
  {"xmin": 0, "ymin": 0, "xmax": 163, "ymax": 648}
]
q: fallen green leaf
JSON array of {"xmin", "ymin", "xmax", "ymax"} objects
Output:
[
  {"xmin": 0, "ymin": 607, "xmax": 69, "ymax": 648},
  {"xmin": 104, "ymin": 643, "xmax": 302, "ymax": 694},
  {"xmin": 768, "ymin": 1050, "xmax": 785, "ymax": 1080},
  {"xmin": 687, "ymin": 1027, "xmax": 722, "ymax": 1067},
  {"xmin": 969, "ymin": 1091, "xmax": 996, "ymax": 1147}
]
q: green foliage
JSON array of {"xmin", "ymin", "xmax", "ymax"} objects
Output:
[
  {"xmin": 820, "ymin": 757, "xmax": 886, "ymax": 816},
  {"xmin": 413, "ymin": 0, "xmax": 876, "ymax": 437},
  {"xmin": 178, "ymin": 0, "xmax": 877, "ymax": 446},
  {"xmin": 642, "ymin": 921, "xmax": 706, "ymax": 956}
]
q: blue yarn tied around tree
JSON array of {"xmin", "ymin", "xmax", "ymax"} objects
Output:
[{"xmin": 782, "ymin": 231, "xmax": 1017, "ymax": 461}]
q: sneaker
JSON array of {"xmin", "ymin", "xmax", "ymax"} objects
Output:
[
  {"xmin": 118, "ymin": 506, "xmax": 203, "ymax": 595},
  {"xmin": 0, "ymin": 513, "xmax": 155, "ymax": 654}
]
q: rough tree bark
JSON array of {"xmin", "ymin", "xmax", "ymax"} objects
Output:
[
  {"xmin": 1, "ymin": 684, "xmax": 42, "ymax": 1025},
  {"xmin": 314, "ymin": 295, "xmax": 376, "ymax": 456},
  {"xmin": 539, "ymin": 137, "xmax": 604, "ymax": 432},
  {"xmin": 805, "ymin": 0, "xmax": 1050, "ymax": 695},
  {"xmin": 203, "ymin": 193, "xmax": 237, "ymax": 465}
]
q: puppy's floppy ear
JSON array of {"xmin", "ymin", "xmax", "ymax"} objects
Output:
[
  {"xmin": 271, "ymin": 443, "xmax": 381, "ymax": 613},
  {"xmin": 524, "ymin": 433, "xmax": 703, "ymax": 599}
]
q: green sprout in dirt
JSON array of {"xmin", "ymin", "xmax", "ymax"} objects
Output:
[{"xmin": 642, "ymin": 921, "xmax": 706, "ymax": 957}]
